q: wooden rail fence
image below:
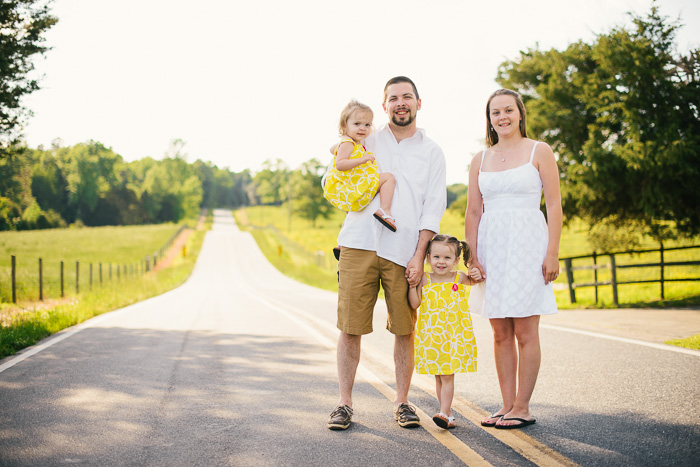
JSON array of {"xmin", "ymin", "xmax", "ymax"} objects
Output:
[
  {"xmin": 4, "ymin": 224, "xmax": 187, "ymax": 304},
  {"xmin": 561, "ymin": 244, "xmax": 700, "ymax": 306}
]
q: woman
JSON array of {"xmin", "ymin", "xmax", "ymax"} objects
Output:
[{"xmin": 465, "ymin": 88, "xmax": 562, "ymax": 429}]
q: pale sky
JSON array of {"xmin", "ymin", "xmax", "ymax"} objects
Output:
[{"xmin": 22, "ymin": 0, "xmax": 700, "ymax": 184}]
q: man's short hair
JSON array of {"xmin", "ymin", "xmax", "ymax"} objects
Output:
[{"xmin": 383, "ymin": 76, "xmax": 420, "ymax": 102}]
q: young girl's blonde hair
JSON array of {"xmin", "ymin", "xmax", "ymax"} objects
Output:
[
  {"xmin": 425, "ymin": 234, "xmax": 472, "ymax": 267},
  {"xmin": 338, "ymin": 100, "xmax": 373, "ymax": 136}
]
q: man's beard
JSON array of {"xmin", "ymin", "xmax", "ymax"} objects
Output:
[{"xmin": 391, "ymin": 111, "xmax": 415, "ymax": 127}]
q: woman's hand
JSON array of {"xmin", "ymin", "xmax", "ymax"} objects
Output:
[{"xmin": 542, "ymin": 253, "xmax": 560, "ymax": 285}]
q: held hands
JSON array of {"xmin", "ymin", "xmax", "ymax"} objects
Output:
[
  {"xmin": 405, "ymin": 267, "xmax": 420, "ymax": 288},
  {"xmin": 468, "ymin": 267, "xmax": 482, "ymax": 282},
  {"xmin": 469, "ymin": 260, "xmax": 486, "ymax": 283},
  {"xmin": 406, "ymin": 254, "xmax": 425, "ymax": 288}
]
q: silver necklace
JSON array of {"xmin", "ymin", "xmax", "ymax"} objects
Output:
[{"xmin": 498, "ymin": 139, "xmax": 524, "ymax": 162}]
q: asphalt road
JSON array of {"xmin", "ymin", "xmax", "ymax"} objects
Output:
[{"xmin": 1, "ymin": 209, "xmax": 698, "ymax": 466}]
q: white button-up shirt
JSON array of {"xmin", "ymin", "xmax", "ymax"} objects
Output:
[{"xmin": 337, "ymin": 124, "xmax": 447, "ymax": 267}]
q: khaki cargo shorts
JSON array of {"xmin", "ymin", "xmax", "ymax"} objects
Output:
[{"xmin": 337, "ymin": 247, "xmax": 416, "ymax": 336}]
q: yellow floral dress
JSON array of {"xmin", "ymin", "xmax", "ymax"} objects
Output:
[
  {"xmin": 415, "ymin": 272, "xmax": 477, "ymax": 375},
  {"xmin": 323, "ymin": 137, "xmax": 380, "ymax": 212}
]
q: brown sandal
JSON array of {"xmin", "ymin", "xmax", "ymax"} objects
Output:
[{"xmin": 373, "ymin": 208, "xmax": 397, "ymax": 232}]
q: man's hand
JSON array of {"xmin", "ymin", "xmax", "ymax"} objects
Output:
[{"xmin": 405, "ymin": 259, "xmax": 424, "ymax": 288}]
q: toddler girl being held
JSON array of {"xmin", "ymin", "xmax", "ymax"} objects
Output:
[
  {"xmin": 408, "ymin": 235, "xmax": 482, "ymax": 429},
  {"xmin": 323, "ymin": 100, "xmax": 397, "ymax": 231}
]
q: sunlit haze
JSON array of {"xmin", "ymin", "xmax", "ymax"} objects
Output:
[{"xmin": 22, "ymin": 0, "xmax": 700, "ymax": 184}]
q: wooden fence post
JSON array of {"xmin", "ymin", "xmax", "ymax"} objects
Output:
[
  {"xmin": 76, "ymin": 261, "xmax": 79, "ymax": 294},
  {"xmin": 90, "ymin": 263, "xmax": 93, "ymax": 289},
  {"xmin": 593, "ymin": 252, "xmax": 598, "ymax": 304},
  {"xmin": 39, "ymin": 258, "xmax": 43, "ymax": 301},
  {"xmin": 610, "ymin": 254, "xmax": 618, "ymax": 306},
  {"xmin": 99, "ymin": 263, "xmax": 103, "ymax": 285},
  {"xmin": 659, "ymin": 242, "xmax": 665, "ymax": 300},
  {"xmin": 11, "ymin": 255, "xmax": 16, "ymax": 303},
  {"xmin": 564, "ymin": 258, "xmax": 576, "ymax": 303},
  {"xmin": 61, "ymin": 261, "xmax": 65, "ymax": 298}
]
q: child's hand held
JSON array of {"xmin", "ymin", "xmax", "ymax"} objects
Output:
[{"xmin": 468, "ymin": 267, "xmax": 482, "ymax": 281}]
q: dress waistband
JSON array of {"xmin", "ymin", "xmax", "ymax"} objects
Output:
[{"xmin": 484, "ymin": 194, "xmax": 541, "ymax": 211}]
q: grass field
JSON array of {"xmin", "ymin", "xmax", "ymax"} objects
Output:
[
  {"xmin": 0, "ymin": 223, "xmax": 185, "ymax": 303},
  {"xmin": 236, "ymin": 205, "xmax": 700, "ymax": 309},
  {"xmin": 0, "ymin": 215, "xmax": 210, "ymax": 358}
]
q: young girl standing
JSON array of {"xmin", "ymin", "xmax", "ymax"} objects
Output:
[
  {"xmin": 323, "ymin": 100, "xmax": 398, "ymax": 231},
  {"xmin": 408, "ymin": 235, "xmax": 481, "ymax": 429}
]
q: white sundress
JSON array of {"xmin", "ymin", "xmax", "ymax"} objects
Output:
[{"xmin": 468, "ymin": 141, "xmax": 558, "ymax": 319}]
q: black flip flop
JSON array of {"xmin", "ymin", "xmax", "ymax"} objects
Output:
[
  {"xmin": 480, "ymin": 413, "xmax": 505, "ymax": 427},
  {"xmin": 494, "ymin": 417, "xmax": 536, "ymax": 429}
]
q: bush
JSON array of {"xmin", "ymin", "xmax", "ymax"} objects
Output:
[{"xmin": 587, "ymin": 217, "xmax": 641, "ymax": 252}]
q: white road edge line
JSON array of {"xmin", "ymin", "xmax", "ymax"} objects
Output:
[
  {"xmin": 0, "ymin": 295, "xmax": 160, "ymax": 374},
  {"xmin": 540, "ymin": 324, "xmax": 700, "ymax": 357}
]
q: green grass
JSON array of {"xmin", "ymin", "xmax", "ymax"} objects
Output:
[
  {"xmin": 665, "ymin": 334, "xmax": 700, "ymax": 350},
  {"xmin": 0, "ymin": 222, "xmax": 188, "ymax": 303},
  {"xmin": 0, "ymin": 214, "xmax": 210, "ymax": 359},
  {"xmin": 237, "ymin": 206, "xmax": 700, "ymax": 308}
]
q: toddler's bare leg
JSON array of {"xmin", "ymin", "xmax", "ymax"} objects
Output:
[{"xmin": 377, "ymin": 172, "xmax": 396, "ymax": 217}]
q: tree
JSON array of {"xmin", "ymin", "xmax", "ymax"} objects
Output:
[
  {"xmin": 446, "ymin": 183, "xmax": 466, "ymax": 210},
  {"xmin": 497, "ymin": 5, "xmax": 700, "ymax": 239},
  {"xmin": 291, "ymin": 158, "xmax": 334, "ymax": 226},
  {"xmin": 253, "ymin": 159, "xmax": 289, "ymax": 205},
  {"xmin": 56, "ymin": 141, "xmax": 122, "ymax": 224},
  {"xmin": 0, "ymin": 0, "xmax": 57, "ymax": 154}
]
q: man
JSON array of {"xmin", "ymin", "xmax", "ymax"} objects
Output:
[{"xmin": 327, "ymin": 76, "xmax": 447, "ymax": 430}]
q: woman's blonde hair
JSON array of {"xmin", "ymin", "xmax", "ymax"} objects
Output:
[
  {"xmin": 339, "ymin": 100, "xmax": 373, "ymax": 136},
  {"xmin": 485, "ymin": 88, "xmax": 528, "ymax": 147}
]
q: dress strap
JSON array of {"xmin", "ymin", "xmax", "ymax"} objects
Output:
[
  {"xmin": 453, "ymin": 271, "xmax": 461, "ymax": 284},
  {"xmin": 528, "ymin": 141, "xmax": 540, "ymax": 164},
  {"xmin": 478, "ymin": 148, "xmax": 487, "ymax": 173},
  {"xmin": 426, "ymin": 273, "xmax": 432, "ymax": 284}
]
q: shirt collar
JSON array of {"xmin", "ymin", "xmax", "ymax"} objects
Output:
[{"xmin": 380, "ymin": 123, "xmax": 425, "ymax": 143}]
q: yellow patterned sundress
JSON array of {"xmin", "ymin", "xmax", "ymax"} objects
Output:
[
  {"xmin": 415, "ymin": 272, "xmax": 477, "ymax": 375},
  {"xmin": 323, "ymin": 137, "xmax": 380, "ymax": 212}
]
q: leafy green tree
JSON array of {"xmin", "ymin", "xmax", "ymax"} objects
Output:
[
  {"xmin": 194, "ymin": 159, "xmax": 217, "ymax": 208},
  {"xmin": 139, "ymin": 157, "xmax": 202, "ymax": 222},
  {"xmin": 253, "ymin": 159, "xmax": 289, "ymax": 205},
  {"xmin": 31, "ymin": 148, "xmax": 67, "ymax": 215},
  {"xmin": 55, "ymin": 141, "xmax": 122, "ymax": 224},
  {"xmin": 230, "ymin": 170, "xmax": 252, "ymax": 207},
  {"xmin": 497, "ymin": 6, "xmax": 700, "ymax": 239},
  {"xmin": 447, "ymin": 183, "xmax": 466, "ymax": 210},
  {"xmin": 291, "ymin": 158, "xmax": 333, "ymax": 226},
  {"xmin": 0, "ymin": 0, "xmax": 57, "ymax": 154}
]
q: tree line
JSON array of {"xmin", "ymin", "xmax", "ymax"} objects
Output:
[
  {"xmin": 0, "ymin": 4, "xmax": 697, "ymax": 242},
  {"xmin": 0, "ymin": 140, "xmax": 253, "ymax": 229}
]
